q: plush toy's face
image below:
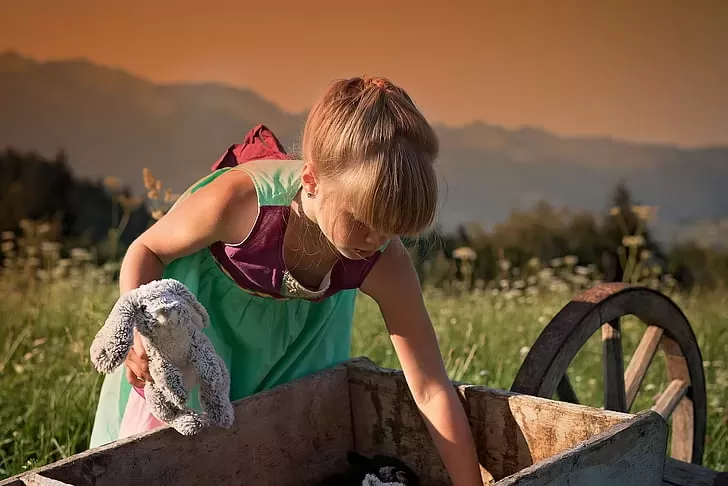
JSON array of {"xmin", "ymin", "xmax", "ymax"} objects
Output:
[{"xmin": 134, "ymin": 300, "xmax": 183, "ymax": 339}]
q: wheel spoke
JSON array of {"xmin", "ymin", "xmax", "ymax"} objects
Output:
[
  {"xmin": 661, "ymin": 336, "xmax": 696, "ymax": 462},
  {"xmin": 624, "ymin": 325, "xmax": 664, "ymax": 410},
  {"xmin": 652, "ymin": 379, "xmax": 689, "ymax": 418},
  {"xmin": 602, "ymin": 319, "xmax": 627, "ymax": 412},
  {"xmin": 556, "ymin": 373, "xmax": 579, "ymax": 404}
]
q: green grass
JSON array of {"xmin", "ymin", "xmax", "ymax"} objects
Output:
[{"xmin": 1, "ymin": 278, "xmax": 727, "ymax": 480}]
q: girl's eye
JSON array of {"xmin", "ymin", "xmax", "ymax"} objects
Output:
[{"xmin": 349, "ymin": 214, "xmax": 366, "ymax": 228}]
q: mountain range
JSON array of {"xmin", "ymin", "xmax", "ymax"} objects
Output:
[{"xmin": 1, "ymin": 51, "xmax": 727, "ymax": 245}]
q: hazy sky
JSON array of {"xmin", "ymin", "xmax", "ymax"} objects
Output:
[{"xmin": 1, "ymin": 0, "xmax": 727, "ymax": 147}]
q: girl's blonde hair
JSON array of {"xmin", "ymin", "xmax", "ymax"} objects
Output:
[{"xmin": 302, "ymin": 75, "xmax": 439, "ymax": 237}]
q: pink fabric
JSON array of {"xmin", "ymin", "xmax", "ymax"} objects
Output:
[{"xmin": 119, "ymin": 387, "xmax": 165, "ymax": 439}]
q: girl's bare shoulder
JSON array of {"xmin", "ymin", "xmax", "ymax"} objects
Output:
[{"xmin": 137, "ymin": 169, "xmax": 259, "ymax": 262}]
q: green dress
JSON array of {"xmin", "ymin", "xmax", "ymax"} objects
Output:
[{"xmin": 89, "ymin": 159, "xmax": 383, "ymax": 448}]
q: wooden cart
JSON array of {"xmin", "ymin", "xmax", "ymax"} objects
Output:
[{"xmin": 1, "ymin": 283, "xmax": 725, "ymax": 485}]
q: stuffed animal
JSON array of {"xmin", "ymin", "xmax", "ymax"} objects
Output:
[
  {"xmin": 90, "ymin": 278, "xmax": 234, "ymax": 436},
  {"xmin": 319, "ymin": 451, "xmax": 420, "ymax": 486}
]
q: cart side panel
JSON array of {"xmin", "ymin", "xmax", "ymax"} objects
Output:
[
  {"xmin": 347, "ymin": 358, "xmax": 633, "ymax": 484},
  {"xmin": 494, "ymin": 411, "xmax": 668, "ymax": 486},
  {"xmin": 462, "ymin": 386, "xmax": 631, "ymax": 479},
  {"xmin": 487, "ymin": 392, "xmax": 630, "ymax": 465},
  {"xmin": 347, "ymin": 361, "xmax": 454, "ymax": 485},
  {"xmin": 7, "ymin": 365, "xmax": 352, "ymax": 486}
]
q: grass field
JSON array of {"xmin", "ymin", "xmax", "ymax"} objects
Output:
[{"xmin": 1, "ymin": 272, "xmax": 727, "ymax": 480}]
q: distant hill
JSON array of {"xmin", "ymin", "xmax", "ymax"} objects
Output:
[{"xmin": 1, "ymin": 51, "xmax": 727, "ymax": 243}]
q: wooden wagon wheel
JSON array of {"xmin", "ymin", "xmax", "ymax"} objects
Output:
[{"xmin": 510, "ymin": 282, "xmax": 707, "ymax": 465}]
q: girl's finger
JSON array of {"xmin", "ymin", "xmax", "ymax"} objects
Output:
[
  {"xmin": 129, "ymin": 352, "xmax": 153, "ymax": 382},
  {"xmin": 125, "ymin": 363, "xmax": 147, "ymax": 388},
  {"xmin": 133, "ymin": 352, "xmax": 153, "ymax": 382}
]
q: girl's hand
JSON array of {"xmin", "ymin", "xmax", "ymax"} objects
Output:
[
  {"xmin": 124, "ymin": 328, "xmax": 152, "ymax": 388},
  {"xmin": 361, "ymin": 239, "xmax": 484, "ymax": 486}
]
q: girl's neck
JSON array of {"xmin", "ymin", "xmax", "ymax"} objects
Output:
[{"xmin": 285, "ymin": 192, "xmax": 339, "ymax": 272}]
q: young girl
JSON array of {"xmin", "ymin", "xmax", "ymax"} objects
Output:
[{"xmin": 90, "ymin": 76, "xmax": 483, "ymax": 485}]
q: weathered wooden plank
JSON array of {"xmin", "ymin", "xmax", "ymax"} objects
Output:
[
  {"xmin": 1, "ymin": 365, "xmax": 353, "ymax": 486},
  {"xmin": 499, "ymin": 393, "xmax": 632, "ymax": 466},
  {"xmin": 495, "ymin": 411, "xmax": 668, "ymax": 486},
  {"xmin": 652, "ymin": 379, "xmax": 689, "ymax": 419},
  {"xmin": 602, "ymin": 319, "xmax": 627, "ymax": 412},
  {"xmin": 662, "ymin": 457, "xmax": 725, "ymax": 486},
  {"xmin": 346, "ymin": 358, "xmax": 633, "ymax": 485},
  {"xmin": 19, "ymin": 474, "xmax": 72, "ymax": 486},
  {"xmin": 624, "ymin": 325, "xmax": 664, "ymax": 409},
  {"xmin": 661, "ymin": 336, "xmax": 696, "ymax": 462}
]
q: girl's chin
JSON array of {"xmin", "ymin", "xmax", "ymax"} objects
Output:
[{"xmin": 338, "ymin": 247, "xmax": 375, "ymax": 260}]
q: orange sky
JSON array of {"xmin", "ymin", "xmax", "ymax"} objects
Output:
[{"xmin": 1, "ymin": 0, "xmax": 727, "ymax": 147}]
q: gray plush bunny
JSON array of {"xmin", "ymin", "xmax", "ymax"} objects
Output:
[{"xmin": 90, "ymin": 278, "xmax": 234, "ymax": 436}]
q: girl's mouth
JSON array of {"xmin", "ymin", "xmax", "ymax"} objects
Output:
[{"xmin": 353, "ymin": 248, "xmax": 375, "ymax": 258}]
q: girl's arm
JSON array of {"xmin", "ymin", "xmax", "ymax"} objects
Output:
[
  {"xmin": 119, "ymin": 169, "xmax": 258, "ymax": 386},
  {"xmin": 120, "ymin": 169, "xmax": 257, "ymax": 292},
  {"xmin": 360, "ymin": 238, "xmax": 483, "ymax": 486}
]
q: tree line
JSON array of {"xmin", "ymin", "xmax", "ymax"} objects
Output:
[{"xmin": 2, "ymin": 148, "xmax": 726, "ymax": 290}]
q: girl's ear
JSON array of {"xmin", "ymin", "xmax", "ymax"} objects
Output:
[{"xmin": 301, "ymin": 162, "xmax": 318, "ymax": 197}]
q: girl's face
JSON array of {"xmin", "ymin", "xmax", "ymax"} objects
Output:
[
  {"xmin": 302, "ymin": 181, "xmax": 390, "ymax": 261},
  {"xmin": 322, "ymin": 205, "xmax": 390, "ymax": 260}
]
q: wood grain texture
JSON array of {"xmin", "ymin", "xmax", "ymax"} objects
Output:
[
  {"xmin": 1, "ymin": 365, "xmax": 353, "ymax": 486},
  {"xmin": 661, "ymin": 336, "xmax": 697, "ymax": 463},
  {"xmin": 625, "ymin": 325, "xmax": 664, "ymax": 409},
  {"xmin": 652, "ymin": 380, "xmax": 689, "ymax": 419},
  {"xmin": 495, "ymin": 411, "xmax": 668, "ymax": 486}
]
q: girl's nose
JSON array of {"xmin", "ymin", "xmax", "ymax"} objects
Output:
[{"xmin": 366, "ymin": 232, "xmax": 388, "ymax": 248}]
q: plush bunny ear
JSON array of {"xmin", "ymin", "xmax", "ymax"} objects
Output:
[
  {"xmin": 89, "ymin": 293, "xmax": 137, "ymax": 373},
  {"xmin": 187, "ymin": 295, "xmax": 210, "ymax": 330}
]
